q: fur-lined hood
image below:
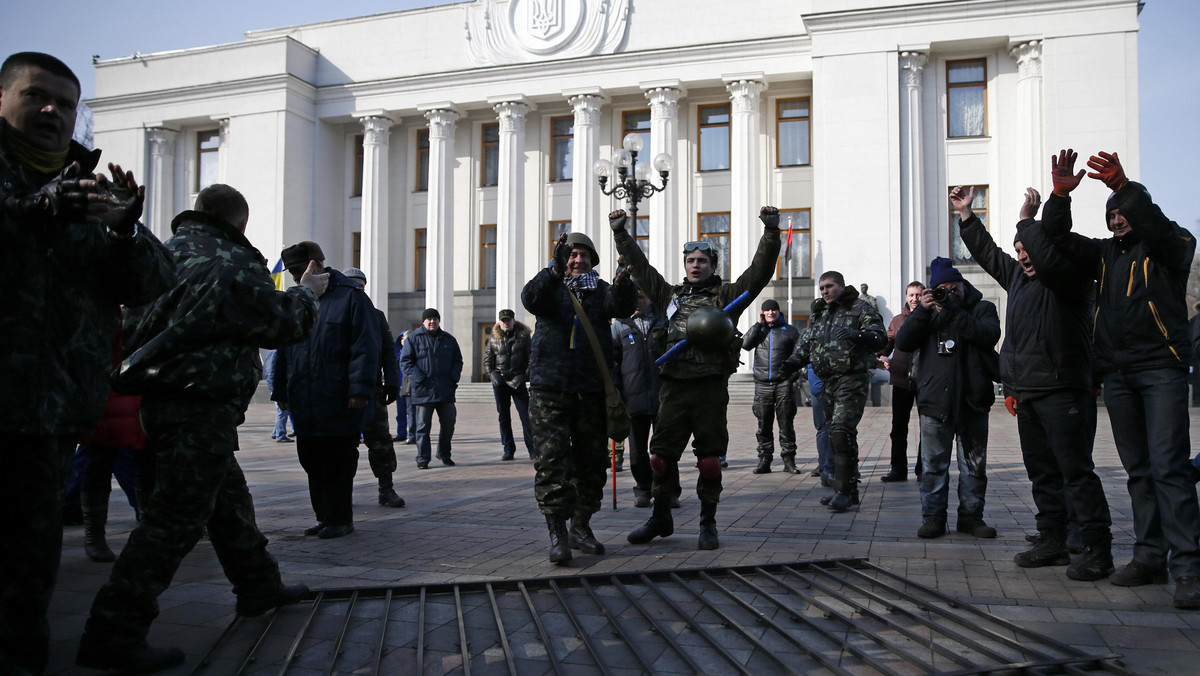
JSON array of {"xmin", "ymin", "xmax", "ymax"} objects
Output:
[{"xmin": 491, "ymin": 320, "xmax": 531, "ymax": 340}]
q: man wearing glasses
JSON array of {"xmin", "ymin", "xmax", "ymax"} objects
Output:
[{"xmin": 610, "ymin": 206, "xmax": 781, "ymax": 550}]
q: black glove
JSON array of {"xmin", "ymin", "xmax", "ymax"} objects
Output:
[
  {"xmin": 758, "ymin": 205, "xmax": 780, "ymax": 230},
  {"xmin": 30, "ymin": 162, "xmax": 95, "ymax": 222},
  {"xmin": 779, "ymin": 360, "xmax": 800, "ymax": 379},
  {"xmin": 102, "ymin": 176, "xmax": 143, "ymax": 237},
  {"xmin": 609, "ymin": 210, "xmax": 628, "ymax": 233},
  {"xmin": 552, "ymin": 234, "xmax": 569, "ymax": 277},
  {"xmin": 832, "ymin": 327, "xmax": 863, "ymax": 344},
  {"xmin": 384, "ymin": 387, "xmax": 399, "ymax": 405}
]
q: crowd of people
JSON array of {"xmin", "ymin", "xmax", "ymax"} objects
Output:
[{"xmin": 6, "ymin": 48, "xmax": 1200, "ymax": 675}]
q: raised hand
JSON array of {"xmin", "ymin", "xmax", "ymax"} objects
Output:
[
  {"xmin": 1086, "ymin": 151, "xmax": 1128, "ymax": 192},
  {"xmin": 759, "ymin": 205, "xmax": 780, "ymax": 230},
  {"xmin": 299, "ymin": 259, "xmax": 329, "ymax": 297},
  {"xmin": 1050, "ymin": 149, "xmax": 1085, "ymax": 196},
  {"xmin": 101, "ymin": 162, "xmax": 145, "ymax": 236},
  {"xmin": 551, "ymin": 232, "xmax": 570, "ymax": 277},
  {"xmin": 1019, "ymin": 187, "xmax": 1041, "ymax": 220},
  {"xmin": 609, "ymin": 209, "xmax": 628, "ymax": 233},
  {"xmin": 949, "ymin": 186, "xmax": 975, "ymax": 219}
]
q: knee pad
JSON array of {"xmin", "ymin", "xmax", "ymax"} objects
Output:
[
  {"xmin": 649, "ymin": 454, "xmax": 671, "ymax": 477},
  {"xmin": 697, "ymin": 456, "xmax": 722, "ymax": 479}
]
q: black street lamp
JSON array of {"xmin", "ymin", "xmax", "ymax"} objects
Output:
[{"xmin": 593, "ymin": 133, "xmax": 674, "ymax": 229}]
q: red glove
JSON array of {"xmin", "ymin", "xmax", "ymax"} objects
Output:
[
  {"xmin": 1050, "ymin": 149, "xmax": 1084, "ymax": 197},
  {"xmin": 1086, "ymin": 151, "xmax": 1128, "ymax": 192},
  {"xmin": 1004, "ymin": 396, "xmax": 1017, "ymax": 417}
]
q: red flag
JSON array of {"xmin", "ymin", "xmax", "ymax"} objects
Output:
[{"xmin": 783, "ymin": 217, "xmax": 795, "ymax": 261}]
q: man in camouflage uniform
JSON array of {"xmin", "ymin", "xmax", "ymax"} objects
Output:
[
  {"xmin": 523, "ymin": 232, "xmax": 636, "ymax": 564},
  {"xmin": 343, "ymin": 268, "xmax": 406, "ymax": 508},
  {"xmin": 612, "ymin": 206, "xmax": 782, "ymax": 550},
  {"xmin": 77, "ymin": 184, "xmax": 324, "ymax": 673},
  {"xmin": 782, "ymin": 271, "xmax": 886, "ymax": 513},
  {"xmin": 0, "ymin": 51, "xmax": 175, "ymax": 675}
]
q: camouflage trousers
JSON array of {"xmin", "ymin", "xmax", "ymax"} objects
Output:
[
  {"xmin": 649, "ymin": 375, "xmax": 730, "ymax": 505},
  {"xmin": 0, "ymin": 434, "xmax": 74, "ymax": 674},
  {"xmin": 82, "ymin": 399, "xmax": 283, "ymax": 650},
  {"xmin": 529, "ymin": 389, "xmax": 609, "ymax": 518},
  {"xmin": 817, "ymin": 373, "xmax": 870, "ymax": 492},
  {"xmin": 362, "ymin": 399, "xmax": 397, "ymax": 492}
]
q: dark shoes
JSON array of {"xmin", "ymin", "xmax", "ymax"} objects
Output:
[
  {"xmin": 275, "ymin": 436, "xmax": 294, "ymax": 443},
  {"xmin": 719, "ymin": 456, "xmax": 728, "ymax": 468},
  {"xmin": 85, "ymin": 540, "xmax": 116, "ymax": 563},
  {"xmin": 781, "ymin": 458, "xmax": 799, "ymax": 474},
  {"xmin": 670, "ymin": 495, "xmax": 682, "ymax": 509},
  {"xmin": 1110, "ymin": 560, "xmax": 1168, "ymax": 587},
  {"xmin": 698, "ymin": 502, "xmax": 719, "ymax": 550},
  {"xmin": 500, "ymin": 453, "xmax": 515, "ymax": 461},
  {"xmin": 956, "ymin": 520, "xmax": 997, "ymax": 539},
  {"xmin": 628, "ymin": 506, "xmax": 674, "ymax": 544},
  {"xmin": 1014, "ymin": 533, "xmax": 1069, "ymax": 568},
  {"xmin": 753, "ymin": 459, "xmax": 772, "ymax": 474},
  {"xmin": 828, "ymin": 490, "xmax": 858, "ymax": 513},
  {"xmin": 441, "ymin": 458, "xmax": 456, "ymax": 467},
  {"xmin": 77, "ymin": 641, "xmax": 185, "ymax": 674},
  {"xmin": 568, "ymin": 513, "xmax": 605, "ymax": 555},
  {"xmin": 917, "ymin": 518, "xmax": 946, "ymax": 539},
  {"xmin": 1174, "ymin": 577, "xmax": 1200, "ymax": 609},
  {"xmin": 303, "ymin": 522, "xmax": 326, "ymax": 536},
  {"xmin": 416, "ymin": 461, "xmax": 430, "ymax": 470},
  {"xmin": 809, "ymin": 468, "xmax": 821, "ymax": 477},
  {"xmin": 1066, "ymin": 543, "xmax": 1114, "ymax": 581},
  {"xmin": 236, "ymin": 583, "xmax": 310, "ymax": 617},
  {"xmin": 378, "ymin": 489, "xmax": 406, "ymax": 508},
  {"xmin": 404, "ymin": 438, "xmax": 417, "ymax": 445},
  {"xmin": 546, "ymin": 515, "xmax": 572, "ymax": 564},
  {"xmin": 318, "ymin": 524, "xmax": 354, "ymax": 539},
  {"xmin": 879, "ymin": 471, "xmax": 907, "ymax": 483}
]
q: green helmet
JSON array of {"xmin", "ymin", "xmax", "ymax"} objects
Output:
[
  {"xmin": 685, "ymin": 306, "xmax": 735, "ymax": 351},
  {"xmin": 564, "ymin": 232, "xmax": 600, "ymax": 266}
]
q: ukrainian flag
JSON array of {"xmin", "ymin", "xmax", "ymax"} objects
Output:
[{"xmin": 271, "ymin": 258, "xmax": 286, "ymax": 291}]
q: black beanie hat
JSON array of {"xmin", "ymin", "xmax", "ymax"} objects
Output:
[
  {"xmin": 761, "ymin": 299, "xmax": 781, "ymax": 312},
  {"xmin": 421, "ymin": 308, "xmax": 440, "ymax": 321}
]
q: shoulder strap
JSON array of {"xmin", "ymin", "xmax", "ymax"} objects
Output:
[{"xmin": 567, "ymin": 288, "xmax": 619, "ymax": 397}]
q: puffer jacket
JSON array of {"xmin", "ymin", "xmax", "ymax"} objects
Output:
[
  {"xmin": 743, "ymin": 319, "xmax": 801, "ymax": 384},
  {"xmin": 400, "ymin": 326, "xmax": 462, "ymax": 404},
  {"xmin": 895, "ymin": 280, "xmax": 1000, "ymax": 423},
  {"xmin": 523, "ymin": 267, "xmax": 636, "ymax": 394},
  {"xmin": 272, "ymin": 268, "xmax": 380, "ymax": 436},
  {"xmin": 1, "ymin": 121, "xmax": 175, "ymax": 436},
  {"xmin": 1044, "ymin": 182, "xmax": 1195, "ymax": 375},
  {"xmin": 960, "ymin": 212, "xmax": 1093, "ymax": 396},
  {"xmin": 613, "ymin": 226, "xmax": 780, "ymax": 380},
  {"xmin": 484, "ymin": 321, "xmax": 532, "ymax": 389},
  {"xmin": 787, "ymin": 285, "xmax": 886, "ymax": 380},
  {"xmin": 612, "ymin": 312, "xmax": 664, "ymax": 416}
]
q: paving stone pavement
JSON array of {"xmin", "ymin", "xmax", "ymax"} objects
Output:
[{"xmin": 49, "ymin": 401, "xmax": 1200, "ymax": 674}]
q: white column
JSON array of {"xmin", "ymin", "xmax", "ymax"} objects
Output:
[
  {"xmin": 354, "ymin": 113, "xmax": 394, "ymax": 308},
  {"xmin": 1011, "ymin": 40, "xmax": 1044, "ymax": 198},
  {"xmin": 423, "ymin": 107, "xmax": 460, "ymax": 332},
  {"xmin": 899, "ymin": 52, "xmax": 927, "ymax": 286},
  {"xmin": 725, "ymin": 76, "xmax": 767, "ymax": 345},
  {"xmin": 567, "ymin": 91, "xmax": 606, "ymax": 247},
  {"xmin": 144, "ymin": 127, "xmax": 177, "ymax": 241},
  {"xmin": 644, "ymin": 84, "xmax": 683, "ymax": 281},
  {"xmin": 490, "ymin": 98, "xmax": 532, "ymax": 315},
  {"xmin": 213, "ymin": 117, "xmax": 230, "ymax": 184}
]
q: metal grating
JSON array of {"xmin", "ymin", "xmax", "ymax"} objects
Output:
[{"xmin": 193, "ymin": 558, "xmax": 1135, "ymax": 676}]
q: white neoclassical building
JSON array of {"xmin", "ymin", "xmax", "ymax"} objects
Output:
[{"xmin": 89, "ymin": 0, "xmax": 1141, "ymax": 380}]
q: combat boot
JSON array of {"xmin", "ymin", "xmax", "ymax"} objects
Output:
[
  {"xmin": 828, "ymin": 487, "xmax": 859, "ymax": 513},
  {"xmin": 781, "ymin": 456, "xmax": 799, "ymax": 474},
  {"xmin": 1014, "ymin": 529, "xmax": 1069, "ymax": 568},
  {"xmin": 698, "ymin": 501, "xmax": 720, "ymax": 550},
  {"xmin": 627, "ymin": 500, "xmax": 674, "ymax": 544},
  {"xmin": 753, "ymin": 458, "xmax": 772, "ymax": 474},
  {"xmin": 546, "ymin": 514, "xmax": 572, "ymax": 564},
  {"xmin": 568, "ymin": 510, "xmax": 605, "ymax": 555},
  {"xmin": 1066, "ymin": 533, "xmax": 1114, "ymax": 581},
  {"xmin": 378, "ymin": 487, "xmax": 406, "ymax": 508},
  {"xmin": 81, "ymin": 490, "xmax": 115, "ymax": 563}
]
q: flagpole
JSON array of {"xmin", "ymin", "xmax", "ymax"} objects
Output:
[{"xmin": 785, "ymin": 215, "xmax": 794, "ymax": 323}]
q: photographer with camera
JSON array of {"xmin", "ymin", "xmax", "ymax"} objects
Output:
[{"xmin": 895, "ymin": 258, "xmax": 1000, "ymax": 540}]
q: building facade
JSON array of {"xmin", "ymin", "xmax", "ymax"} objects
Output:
[{"xmin": 89, "ymin": 0, "xmax": 1141, "ymax": 379}]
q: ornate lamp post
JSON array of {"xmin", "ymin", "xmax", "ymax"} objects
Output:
[{"xmin": 593, "ymin": 133, "xmax": 673, "ymax": 232}]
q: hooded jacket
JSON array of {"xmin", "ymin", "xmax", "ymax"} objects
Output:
[
  {"xmin": 743, "ymin": 318, "xmax": 802, "ymax": 385},
  {"xmin": 612, "ymin": 311, "xmax": 665, "ymax": 416},
  {"xmin": 484, "ymin": 320, "xmax": 532, "ymax": 389},
  {"xmin": 895, "ymin": 280, "xmax": 1000, "ymax": 423},
  {"xmin": 787, "ymin": 285, "xmax": 886, "ymax": 380},
  {"xmin": 1043, "ymin": 182, "xmax": 1195, "ymax": 375}
]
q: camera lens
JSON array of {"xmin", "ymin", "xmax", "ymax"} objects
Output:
[{"xmin": 931, "ymin": 287, "xmax": 951, "ymax": 303}]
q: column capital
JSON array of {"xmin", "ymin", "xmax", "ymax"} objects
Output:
[
  {"xmin": 1010, "ymin": 40, "xmax": 1043, "ymax": 78},
  {"xmin": 493, "ymin": 100, "xmax": 531, "ymax": 133},
  {"xmin": 357, "ymin": 115, "xmax": 394, "ymax": 145},
  {"xmin": 568, "ymin": 93, "xmax": 605, "ymax": 127},
  {"xmin": 725, "ymin": 79, "xmax": 767, "ymax": 114},
  {"xmin": 145, "ymin": 127, "xmax": 178, "ymax": 156},
  {"xmin": 899, "ymin": 52, "xmax": 928, "ymax": 88},
  {"xmin": 422, "ymin": 108, "xmax": 461, "ymax": 140},
  {"xmin": 645, "ymin": 86, "xmax": 683, "ymax": 119}
]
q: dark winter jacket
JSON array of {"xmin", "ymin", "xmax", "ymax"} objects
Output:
[
  {"xmin": 1043, "ymin": 182, "xmax": 1195, "ymax": 375},
  {"xmin": 484, "ymin": 321, "xmax": 532, "ymax": 389},
  {"xmin": 400, "ymin": 326, "xmax": 463, "ymax": 404},
  {"xmin": 612, "ymin": 312, "xmax": 665, "ymax": 416},
  {"xmin": 960, "ymin": 213, "xmax": 1093, "ymax": 397},
  {"xmin": 272, "ymin": 268, "xmax": 380, "ymax": 436},
  {"xmin": 743, "ymin": 319, "xmax": 802, "ymax": 385},
  {"xmin": 1, "ymin": 123, "xmax": 175, "ymax": 436},
  {"xmin": 895, "ymin": 280, "xmax": 1000, "ymax": 423},
  {"xmin": 522, "ymin": 267, "xmax": 636, "ymax": 394},
  {"xmin": 881, "ymin": 305, "xmax": 918, "ymax": 390},
  {"xmin": 787, "ymin": 285, "xmax": 886, "ymax": 380},
  {"xmin": 377, "ymin": 310, "xmax": 400, "ymax": 400},
  {"xmin": 117, "ymin": 212, "xmax": 317, "ymax": 411},
  {"xmin": 614, "ymin": 225, "xmax": 780, "ymax": 379}
]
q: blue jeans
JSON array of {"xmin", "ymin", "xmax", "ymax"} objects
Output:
[
  {"xmin": 394, "ymin": 395, "xmax": 410, "ymax": 439},
  {"xmin": 272, "ymin": 403, "xmax": 292, "ymax": 439},
  {"xmin": 811, "ymin": 394, "xmax": 832, "ymax": 475},
  {"xmin": 492, "ymin": 380, "xmax": 534, "ymax": 457},
  {"xmin": 919, "ymin": 410, "xmax": 988, "ymax": 523},
  {"xmin": 414, "ymin": 401, "xmax": 457, "ymax": 464},
  {"xmin": 1103, "ymin": 368, "xmax": 1200, "ymax": 577},
  {"xmin": 404, "ymin": 396, "xmax": 416, "ymax": 441}
]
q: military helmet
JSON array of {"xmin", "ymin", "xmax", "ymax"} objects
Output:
[
  {"xmin": 685, "ymin": 306, "xmax": 735, "ymax": 351},
  {"xmin": 564, "ymin": 231, "xmax": 600, "ymax": 266}
]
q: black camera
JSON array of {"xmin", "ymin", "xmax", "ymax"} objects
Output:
[
  {"xmin": 937, "ymin": 338, "xmax": 957, "ymax": 355},
  {"xmin": 931, "ymin": 286, "xmax": 952, "ymax": 304}
]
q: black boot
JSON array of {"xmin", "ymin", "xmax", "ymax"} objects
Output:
[
  {"xmin": 568, "ymin": 510, "xmax": 605, "ymax": 555},
  {"xmin": 781, "ymin": 456, "xmax": 799, "ymax": 474},
  {"xmin": 378, "ymin": 486, "xmax": 406, "ymax": 508},
  {"xmin": 81, "ymin": 490, "xmax": 115, "ymax": 563},
  {"xmin": 828, "ymin": 486, "xmax": 859, "ymax": 513},
  {"xmin": 627, "ymin": 500, "xmax": 674, "ymax": 544},
  {"xmin": 546, "ymin": 514, "xmax": 572, "ymax": 564},
  {"xmin": 753, "ymin": 458, "xmax": 772, "ymax": 474},
  {"xmin": 1067, "ymin": 533, "xmax": 1114, "ymax": 581},
  {"xmin": 1014, "ymin": 529, "xmax": 1069, "ymax": 568},
  {"xmin": 698, "ymin": 501, "xmax": 719, "ymax": 550}
]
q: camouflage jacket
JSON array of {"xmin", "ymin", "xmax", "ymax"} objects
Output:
[
  {"xmin": 787, "ymin": 285, "xmax": 886, "ymax": 379},
  {"xmin": 113, "ymin": 211, "xmax": 318, "ymax": 412},
  {"xmin": 0, "ymin": 124, "xmax": 175, "ymax": 436},
  {"xmin": 613, "ymin": 226, "xmax": 780, "ymax": 380}
]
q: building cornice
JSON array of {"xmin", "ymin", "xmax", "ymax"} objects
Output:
[
  {"xmin": 87, "ymin": 73, "xmax": 317, "ymax": 116},
  {"xmin": 803, "ymin": 0, "xmax": 1136, "ymax": 34}
]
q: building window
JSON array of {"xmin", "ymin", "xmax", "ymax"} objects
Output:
[
  {"xmin": 950, "ymin": 185, "xmax": 988, "ymax": 264},
  {"xmin": 697, "ymin": 212, "xmax": 731, "ymax": 279},
  {"xmin": 623, "ymin": 110, "xmax": 651, "ymax": 156},
  {"xmin": 550, "ymin": 116, "xmax": 574, "ymax": 182},
  {"xmin": 481, "ymin": 123, "xmax": 499, "ymax": 187},
  {"xmin": 352, "ymin": 134, "xmax": 364, "ymax": 197},
  {"xmin": 633, "ymin": 216, "xmax": 650, "ymax": 257},
  {"xmin": 777, "ymin": 98, "xmax": 810, "ymax": 167},
  {"xmin": 776, "ymin": 209, "xmax": 812, "ymax": 279},
  {"xmin": 480, "ymin": 224, "xmax": 497, "ymax": 289},
  {"xmin": 947, "ymin": 59, "xmax": 987, "ymax": 138},
  {"xmin": 698, "ymin": 104, "xmax": 730, "ymax": 172},
  {"xmin": 548, "ymin": 220, "xmax": 570, "ymax": 262},
  {"xmin": 352, "ymin": 232, "xmax": 361, "ymax": 269},
  {"xmin": 415, "ymin": 228, "xmax": 427, "ymax": 291},
  {"xmin": 416, "ymin": 129, "xmax": 430, "ymax": 192},
  {"xmin": 196, "ymin": 129, "xmax": 219, "ymax": 192}
]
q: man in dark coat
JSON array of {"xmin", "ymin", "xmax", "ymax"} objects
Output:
[
  {"xmin": 272, "ymin": 241, "xmax": 380, "ymax": 540},
  {"xmin": 78, "ymin": 184, "xmax": 321, "ymax": 673},
  {"xmin": 612, "ymin": 289, "xmax": 672, "ymax": 508},
  {"xmin": 895, "ymin": 258, "xmax": 1000, "ymax": 540},
  {"xmin": 956, "ymin": 182, "xmax": 1114, "ymax": 580},
  {"xmin": 485, "ymin": 308, "xmax": 535, "ymax": 461},
  {"xmin": 401, "ymin": 308, "xmax": 463, "ymax": 469},
  {"xmin": 1042, "ymin": 148, "xmax": 1200, "ymax": 609},
  {"xmin": 743, "ymin": 299, "xmax": 802, "ymax": 474},
  {"xmin": 613, "ymin": 206, "xmax": 781, "ymax": 550},
  {"xmin": 0, "ymin": 51, "xmax": 175, "ymax": 675},
  {"xmin": 878, "ymin": 281, "xmax": 924, "ymax": 482}
]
